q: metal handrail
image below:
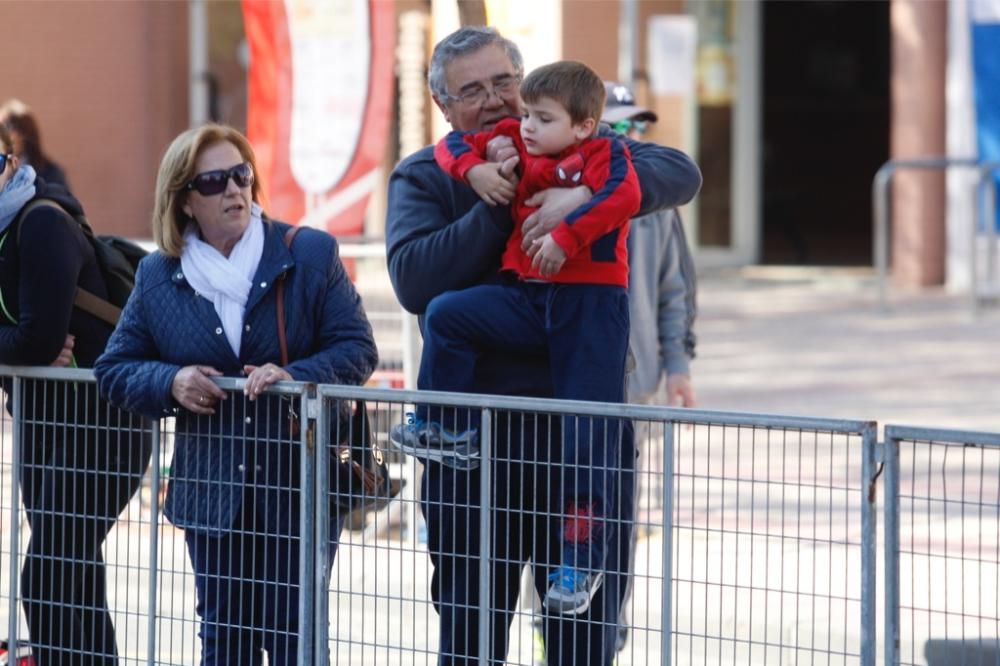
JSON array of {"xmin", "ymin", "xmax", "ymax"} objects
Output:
[
  {"xmin": 0, "ymin": 364, "xmax": 875, "ymax": 434},
  {"xmin": 872, "ymin": 157, "xmax": 1000, "ymax": 311}
]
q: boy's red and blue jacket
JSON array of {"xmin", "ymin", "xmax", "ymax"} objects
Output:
[{"xmin": 434, "ymin": 117, "xmax": 641, "ymax": 287}]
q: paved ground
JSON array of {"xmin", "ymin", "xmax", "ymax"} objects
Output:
[
  {"xmin": 1, "ymin": 268, "xmax": 997, "ymax": 665},
  {"xmin": 693, "ymin": 267, "xmax": 999, "ymax": 433}
]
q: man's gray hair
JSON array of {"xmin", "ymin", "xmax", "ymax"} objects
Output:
[{"xmin": 428, "ymin": 26, "xmax": 525, "ymax": 100}]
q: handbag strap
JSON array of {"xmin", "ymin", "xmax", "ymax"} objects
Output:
[{"xmin": 275, "ymin": 225, "xmax": 304, "ymax": 366}]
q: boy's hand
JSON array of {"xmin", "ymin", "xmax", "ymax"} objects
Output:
[
  {"xmin": 486, "ymin": 135, "xmax": 518, "ymax": 164},
  {"xmin": 521, "ymin": 185, "xmax": 592, "ymax": 249},
  {"xmin": 529, "ymin": 233, "xmax": 567, "ymax": 277},
  {"xmin": 467, "ymin": 163, "xmax": 517, "ymax": 206}
]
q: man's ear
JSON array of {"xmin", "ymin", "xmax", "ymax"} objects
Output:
[
  {"xmin": 433, "ymin": 96, "xmax": 452, "ymax": 125},
  {"xmin": 574, "ymin": 117, "xmax": 597, "ymax": 141}
]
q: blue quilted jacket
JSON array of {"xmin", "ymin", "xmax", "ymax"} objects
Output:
[{"xmin": 95, "ymin": 218, "xmax": 378, "ymax": 535}]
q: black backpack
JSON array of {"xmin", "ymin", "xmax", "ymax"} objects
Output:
[{"xmin": 13, "ymin": 198, "xmax": 147, "ymax": 326}]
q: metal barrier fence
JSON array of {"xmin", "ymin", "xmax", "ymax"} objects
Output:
[
  {"xmin": 0, "ymin": 367, "xmax": 993, "ymax": 665},
  {"xmin": 872, "ymin": 158, "xmax": 1000, "ymax": 313},
  {"xmin": 883, "ymin": 425, "xmax": 1000, "ymax": 666}
]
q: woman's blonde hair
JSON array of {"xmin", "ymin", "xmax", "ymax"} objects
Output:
[{"xmin": 152, "ymin": 124, "xmax": 263, "ymax": 257}]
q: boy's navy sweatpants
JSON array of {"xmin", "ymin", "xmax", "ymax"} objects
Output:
[{"xmin": 419, "ymin": 280, "xmax": 630, "ymax": 571}]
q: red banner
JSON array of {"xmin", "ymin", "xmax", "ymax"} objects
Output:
[{"xmin": 243, "ymin": 0, "xmax": 395, "ymax": 237}]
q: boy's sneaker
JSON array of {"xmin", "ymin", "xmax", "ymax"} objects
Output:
[
  {"xmin": 389, "ymin": 412, "xmax": 480, "ymax": 469},
  {"xmin": 542, "ymin": 564, "xmax": 604, "ymax": 615}
]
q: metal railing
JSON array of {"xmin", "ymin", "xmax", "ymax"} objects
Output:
[
  {"xmin": 0, "ymin": 366, "xmax": 997, "ymax": 665},
  {"xmin": 872, "ymin": 158, "xmax": 1000, "ymax": 312},
  {"xmin": 882, "ymin": 425, "xmax": 1000, "ymax": 666}
]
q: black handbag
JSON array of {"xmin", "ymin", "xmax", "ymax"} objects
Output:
[
  {"xmin": 275, "ymin": 226, "xmax": 396, "ymax": 514},
  {"xmin": 330, "ymin": 399, "xmax": 395, "ymax": 512}
]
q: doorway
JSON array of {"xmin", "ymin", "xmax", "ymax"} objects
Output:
[{"xmin": 761, "ymin": 0, "xmax": 890, "ymax": 265}]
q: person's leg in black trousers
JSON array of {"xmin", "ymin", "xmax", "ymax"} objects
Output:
[
  {"xmin": 19, "ymin": 415, "xmax": 151, "ymax": 665},
  {"xmin": 185, "ymin": 500, "xmax": 267, "ymax": 666},
  {"xmin": 422, "ymin": 413, "xmax": 550, "ymax": 666}
]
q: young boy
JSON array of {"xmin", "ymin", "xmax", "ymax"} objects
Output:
[{"xmin": 390, "ymin": 60, "xmax": 640, "ymax": 614}]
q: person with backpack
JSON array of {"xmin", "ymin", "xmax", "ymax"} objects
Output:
[
  {"xmin": 0, "ymin": 122, "xmax": 152, "ymax": 663},
  {"xmin": 0, "ymin": 99, "xmax": 71, "ymax": 192}
]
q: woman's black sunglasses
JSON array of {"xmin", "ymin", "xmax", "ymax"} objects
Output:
[
  {"xmin": 186, "ymin": 162, "xmax": 254, "ymax": 196},
  {"xmin": 0, "ymin": 154, "xmax": 12, "ymax": 172}
]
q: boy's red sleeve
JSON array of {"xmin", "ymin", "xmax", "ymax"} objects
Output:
[
  {"xmin": 433, "ymin": 118, "xmax": 522, "ymax": 181},
  {"xmin": 550, "ymin": 138, "xmax": 641, "ymax": 258}
]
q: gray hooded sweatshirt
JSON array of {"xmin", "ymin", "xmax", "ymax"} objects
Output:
[{"xmin": 626, "ymin": 208, "xmax": 697, "ymax": 401}]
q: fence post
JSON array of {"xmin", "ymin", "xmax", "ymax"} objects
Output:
[
  {"xmin": 477, "ymin": 407, "xmax": 493, "ymax": 666},
  {"xmin": 883, "ymin": 430, "xmax": 901, "ymax": 666},
  {"xmin": 661, "ymin": 420, "xmax": 674, "ymax": 666},
  {"xmin": 872, "ymin": 164, "xmax": 894, "ymax": 312},
  {"xmin": 298, "ymin": 386, "xmax": 318, "ymax": 666},
  {"xmin": 313, "ymin": 391, "xmax": 332, "ymax": 666},
  {"xmin": 985, "ymin": 167, "xmax": 999, "ymax": 295},
  {"xmin": 860, "ymin": 423, "xmax": 879, "ymax": 666},
  {"xmin": 401, "ymin": 312, "xmax": 419, "ymax": 390},
  {"xmin": 973, "ymin": 164, "xmax": 1000, "ymax": 316},
  {"xmin": 7, "ymin": 377, "xmax": 22, "ymax": 654},
  {"xmin": 145, "ymin": 420, "xmax": 162, "ymax": 666},
  {"xmin": 871, "ymin": 157, "xmax": 1000, "ymax": 312}
]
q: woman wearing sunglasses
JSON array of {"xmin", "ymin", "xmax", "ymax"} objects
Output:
[
  {"xmin": 95, "ymin": 123, "xmax": 377, "ymax": 665},
  {"xmin": 0, "ymin": 122, "xmax": 152, "ymax": 663},
  {"xmin": 0, "ymin": 98, "xmax": 72, "ymax": 193}
]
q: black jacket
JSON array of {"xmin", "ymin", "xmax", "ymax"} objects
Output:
[
  {"xmin": 0, "ymin": 177, "xmax": 151, "ymax": 490},
  {"xmin": 0, "ymin": 178, "xmax": 112, "ymax": 368}
]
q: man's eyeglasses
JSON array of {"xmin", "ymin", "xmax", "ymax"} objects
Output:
[
  {"xmin": 0, "ymin": 154, "xmax": 12, "ymax": 173},
  {"xmin": 442, "ymin": 75, "xmax": 521, "ymax": 107},
  {"xmin": 186, "ymin": 162, "xmax": 254, "ymax": 196},
  {"xmin": 611, "ymin": 119, "xmax": 649, "ymax": 136}
]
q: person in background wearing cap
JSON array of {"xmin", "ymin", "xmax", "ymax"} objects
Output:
[
  {"xmin": 603, "ymin": 81, "xmax": 697, "ymax": 409},
  {"xmin": 603, "ymin": 80, "xmax": 698, "ymax": 654}
]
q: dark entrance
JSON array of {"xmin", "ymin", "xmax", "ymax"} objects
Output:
[{"xmin": 761, "ymin": 0, "xmax": 890, "ymax": 265}]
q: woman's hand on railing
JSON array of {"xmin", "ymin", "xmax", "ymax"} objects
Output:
[
  {"xmin": 172, "ymin": 365, "xmax": 226, "ymax": 414},
  {"xmin": 243, "ymin": 363, "xmax": 292, "ymax": 401}
]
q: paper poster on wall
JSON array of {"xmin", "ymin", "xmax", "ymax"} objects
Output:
[{"xmin": 648, "ymin": 16, "xmax": 697, "ymax": 97}]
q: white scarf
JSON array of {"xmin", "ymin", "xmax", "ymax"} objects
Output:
[{"xmin": 180, "ymin": 203, "xmax": 265, "ymax": 356}]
